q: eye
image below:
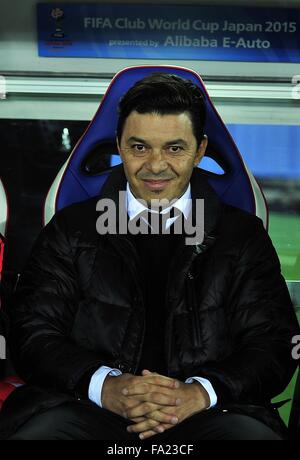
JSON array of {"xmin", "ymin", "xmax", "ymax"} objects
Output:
[
  {"xmin": 132, "ymin": 144, "xmax": 147, "ymax": 153},
  {"xmin": 168, "ymin": 146, "xmax": 183, "ymax": 154}
]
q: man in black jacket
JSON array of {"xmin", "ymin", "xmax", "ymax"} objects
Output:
[{"xmin": 1, "ymin": 73, "xmax": 299, "ymax": 440}]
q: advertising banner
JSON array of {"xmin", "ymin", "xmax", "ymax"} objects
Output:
[{"xmin": 37, "ymin": 3, "xmax": 300, "ymax": 62}]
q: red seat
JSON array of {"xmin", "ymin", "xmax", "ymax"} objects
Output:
[{"xmin": 0, "ymin": 376, "xmax": 24, "ymax": 411}]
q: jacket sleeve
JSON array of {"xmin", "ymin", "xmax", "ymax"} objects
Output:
[
  {"xmin": 198, "ymin": 218, "xmax": 300, "ymax": 405},
  {"xmin": 10, "ymin": 211, "xmax": 106, "ymax": 396}
]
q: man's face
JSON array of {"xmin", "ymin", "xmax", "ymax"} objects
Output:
[{"xmin": 117, "ymin": 111, "xmax": 207, "ymax": 204}]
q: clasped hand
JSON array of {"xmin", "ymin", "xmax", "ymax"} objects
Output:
[{"xmin": 102, "ymin": 369, "xmax": 209, "ymax": 440}]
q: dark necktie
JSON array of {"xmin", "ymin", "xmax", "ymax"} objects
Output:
[{"xmin": 130, "ymin": 207, "xmax": 184, "ymax": 235}]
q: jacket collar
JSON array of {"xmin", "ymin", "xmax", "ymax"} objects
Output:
[{"xmin": 127, "ymin": 181, "xmax": 192, "ymax": 223}]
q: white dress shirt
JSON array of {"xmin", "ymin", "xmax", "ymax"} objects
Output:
[
  {"xmin": 126, "ymin": 181, "xmax": 192, "ymax": 230},
  {"xmin": 89, "ymin": 183, "xmax": 217, "ymax": 409}
]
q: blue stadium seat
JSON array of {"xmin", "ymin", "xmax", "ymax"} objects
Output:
[{"xmin": 44, "ymin": 65, "xmax": 268, "ymax": 228}]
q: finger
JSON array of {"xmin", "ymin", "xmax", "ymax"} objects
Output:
[
  {"xmin": 139, "ymin": 422, "xmax": 178, "ymax": 440},
  {"xmin": 123, "ymin": 384, "xmax": 180, "ymax": 404},
  {"xmin": 126, "ymin": 402, "xmax": 160, "ymax": 419},
  {"xmin": 127, "ymin": 418, "xmax": 159, "ymax": 435},
  {"xmin": 125, "ymin": 373, "xmax": 178, "ymax": 388},
  {"xmin": 141, "ymin": 374, "xmax": 180, "ymax": 389},
  {"xmin": 145, "ymin": 409, "xmax": 179, "ymax": 425},
  {"xmin": 127, "ymin": 402, "xmax": 179, "ymax": 425},
  {"xmin": 141, "ymin": 369, "xmax": 178, "ymax": 389},
  {"xmin": 152, "ymin": 423, "xmax": 174, "ymax": 434},
  {"xmin": 124, "ymin": 398, "xmax": 144, "ymax": 410},
  {"xmin": 141, "ymin": 369, "xmax": 152, "ymax": 376},
  {"xmin": 122, "ymin": 381, "xmax": 175, "ymax": 398},
  {"xmin": 123, "ymin": 377, "xmax": 177, "ymax": 395},
  {"xmin": 131, "ymin": 417, "xmax": 146, "ymax": 423},
  {"xmin": 124, "ymin": 403, "xmax": 179, "ymax": 425},
  {"xmin": 126, "ymin": 391, "xmax": 181, "ymax": 411},
  {"xmin": 139, "ymin": 430, "xmax": 158, "ymax": 440}
]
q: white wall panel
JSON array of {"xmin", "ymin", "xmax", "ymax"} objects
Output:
[{"xmin": 1, "ymin": 0, "xmax": 300, "ymax": 78}]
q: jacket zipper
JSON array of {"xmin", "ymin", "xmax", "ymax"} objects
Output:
[
  {"xmin": 187, "ymin": 271, "xmax": 201, "ymax": 348},
  {"xmin": 164, "ymin": 249, "xmax": 201, "ymax": 374},
  {"xmin": 121, "ymin": 237, "xmax": 146, "ymax": 373}
]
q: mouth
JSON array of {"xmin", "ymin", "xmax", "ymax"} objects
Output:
[{"xmin": 143, "ymin": 179, "xmax": 172, "ymax": 191}]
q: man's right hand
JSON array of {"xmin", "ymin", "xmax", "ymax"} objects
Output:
[{"xmin": 101, "ymin": 372, "xmax": 180, "ymax": 427}]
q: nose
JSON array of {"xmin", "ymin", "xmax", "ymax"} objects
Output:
[{"xmin": 145, "ymin": 149, "xmax": 168, "ymax": 175}]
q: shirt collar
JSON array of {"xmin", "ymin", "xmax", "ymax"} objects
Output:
[{"xmin": 126, "ymin": 182, "xmax": 191, "ymax": 222}]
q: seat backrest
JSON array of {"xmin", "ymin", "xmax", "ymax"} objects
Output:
[
  {"xmin": 44, "ymin": 65, "xmax": 268, "ymax": 228},
  {"xmin": 0, "ymin": 178, "xmax": 7, "ymax": 239},
  {"xmin": 0, "ymin": 235, "xmax": 3, "ymax": 285},
  {"xmin": 0, "ymin": 178, "xmax": 8, "ymax": 280},
  {"xmin": 0, "ymin": 178, "xmax": 24, "ymax": 407}
]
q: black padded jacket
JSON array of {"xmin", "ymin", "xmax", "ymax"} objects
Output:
[{"xmin": 10, "ymin": 164, "xmax": 300, "ymax": 435}]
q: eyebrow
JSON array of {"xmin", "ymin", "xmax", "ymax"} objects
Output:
[
  {"xmin": 127, "ymin": 136, "xmax": 148, "ymax": 144},
  {"xmin": 164, "ymin": 139, "xmax": 188, "ymax": 147},
  {"xmin": 126, "ymin": 136, "xmax": 189, "ymax": 147}
]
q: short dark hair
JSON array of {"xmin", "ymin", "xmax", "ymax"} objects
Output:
[{"xmin": 116, "ymin": 72, "xmax": 206, "ymax": 147}]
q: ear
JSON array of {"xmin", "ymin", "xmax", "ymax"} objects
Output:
[{"xmin": 194, "ymin": 135, "xmax": 208, "ymax": 167}]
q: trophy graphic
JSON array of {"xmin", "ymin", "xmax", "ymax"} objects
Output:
[{"xmin": 51, "ymin": 8, "xmax": 65, "ymax": 38}]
